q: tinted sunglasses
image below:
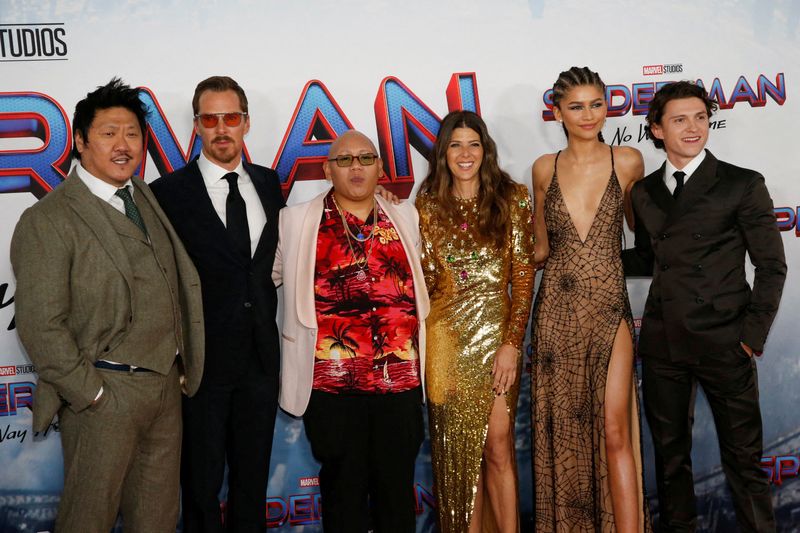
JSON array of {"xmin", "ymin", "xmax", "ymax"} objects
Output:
[
  {"xmin": 194, "ymin": 112, "xmax": 248, "ymax": 128},
  {"xmin": 328, "ymin": 153, "xmax": 379, "ymax": 167}
]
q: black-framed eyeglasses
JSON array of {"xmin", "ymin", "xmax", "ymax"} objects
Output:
[
  {"xmin": 327, "ymin": 153, "xmax": 379, "ymax": 167},
  {"xmin": 194, "ymin": 112, "xmax": 248, "ymax": 128}
]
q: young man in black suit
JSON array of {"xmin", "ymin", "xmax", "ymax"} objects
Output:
[
  {"xmin": 624, "ymin": 81, "xmax": 786, "ymax": 532},
  {"xmin": 151, "ymin": 76, "xmax": 284, "ymax": 533}
]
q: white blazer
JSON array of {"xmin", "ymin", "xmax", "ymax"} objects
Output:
[{"xmin": 272, "ymin": 191, "xmax": 429, "ymax": 416}]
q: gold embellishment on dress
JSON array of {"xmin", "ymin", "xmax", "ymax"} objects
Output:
[{"xmin": 416, "ymin": 184, "xmax": 535, "ymax": 532}]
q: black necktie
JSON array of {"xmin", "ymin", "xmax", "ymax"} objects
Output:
[
  {"xmin": 224, "ymin": 172, "xmax": 251, "ymax": 259},
  {"xmin": 673, "ymin": 171, "xmax": 686, "ymax": 199},
  {"xmin": 115, "ymin": 186, "xmax": 148, "ymax": 236}
]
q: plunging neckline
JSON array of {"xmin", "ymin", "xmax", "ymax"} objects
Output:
[
  {"xmin": 554, "ymin": 174, "xmax": 614, "ymax": 244},
  {"xmin": 550, "ymin": 148, "xmax": 617, "ymax": 245}
]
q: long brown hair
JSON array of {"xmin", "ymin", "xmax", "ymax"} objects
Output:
[{"xmin": 419, "ymin": 111, "xmax": 515, "ymax": 248}]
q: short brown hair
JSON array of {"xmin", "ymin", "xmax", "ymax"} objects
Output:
[
  {"xmin": 646, "ymin": 81, "xmax": 717, "ymax": 150},
  {"xmin": 192, "ymin": 76, "xmax": 248, "ymax": 115}
]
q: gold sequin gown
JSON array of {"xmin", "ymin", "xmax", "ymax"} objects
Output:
[
  {"xmin": 416, "ymin": 183, "xmax": 535, "ymax": 533},
  {"xmin": 531, "ymin": 149, "xmax": 652, "ymax": 532}
]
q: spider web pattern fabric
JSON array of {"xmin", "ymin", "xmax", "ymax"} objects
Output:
[{"xmin": 531, "ymin": 154, "xmax": 652, "ymax": 532}]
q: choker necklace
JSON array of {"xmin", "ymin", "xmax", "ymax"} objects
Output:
[
  {"xmin": 332, "ymin": 196, "xmax": 377, "ymax": 281},
  {"xmin": 454, "ymin": 193, "xmax": 478, "ymax": 201},
  {"xmin": 453, "ymin": 186, "xmax": 479, "ymax": 201}
]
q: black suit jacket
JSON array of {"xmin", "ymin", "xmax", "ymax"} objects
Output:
[
  {"xmin": 151, "ymin": 158, "xmax": 285, "ymax": 382},
  {"xmin": 623, "ymin": 150, "xmax": 786, "ymax": 362}
]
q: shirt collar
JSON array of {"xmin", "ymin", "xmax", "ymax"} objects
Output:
[
  {"xmin": 664, "ymin": 150, "xmax": 706, "ymax": 181},
  {"xmin": 323, "ymin": 188, "xmax": 382, "ymax": 225},
  {"xmin": 198, "ymin": 151, "xmax": 246, "ymax": 187},
  {"xmin": 74, "ymin": 163, "xmax": 132, "ymax": 202}
]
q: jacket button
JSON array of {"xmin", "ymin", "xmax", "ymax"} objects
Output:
[
  {"xmin": 696, "ymin": 297, "xmax": 705, "ymax": 304},
  {"xmin": 694, "ymin": 264, "xmax": 703, "ymax": 271},
  {"xmin": 660, "ymin": 233, "xmax": 669, "ymax": 240},
  {"xmin": 103, "ymin": 345, "xmax": 110, "ymax": 352},
  {"xmin": 243, "ymin": 302, "xmax": 252, "ymax": 308},
  {"xmin": 661, "ymin": 264, "xmax": 670, "ymax": 271},
  {"xmin": 693, "ymin": 233, "xmax": 702, "ymax": 240}
]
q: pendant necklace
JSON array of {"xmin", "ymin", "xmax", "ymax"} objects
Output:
[{"xmin": 333, "ymin": 196, "xmax": 377, "ymax": 280}]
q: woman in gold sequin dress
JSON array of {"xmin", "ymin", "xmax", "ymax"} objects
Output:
[
  {"xmin": 531, "ymin": 67, "xmax": 652, "ymax": 532},
  {"xmin": 416, "ymin": 111, "xmax": 534, "ymax": 533}
]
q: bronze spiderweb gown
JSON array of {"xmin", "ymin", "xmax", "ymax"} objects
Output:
[
  {"xmin": 531, "ymin": 149, "xmax": 651, "ymax": 532},
  {"xmin": 416, "ymin": 183, "xmax": 534, "ymax": 533}
]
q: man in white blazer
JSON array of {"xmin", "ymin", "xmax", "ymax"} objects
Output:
[{"xmin": 273, "ymin": 130, "xmax": 428, "ymax": 533}]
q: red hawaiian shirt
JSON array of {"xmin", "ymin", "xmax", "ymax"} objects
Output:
[{"xmin": 313, "ymin": 191, "xmax": 420, "ymax": 394}]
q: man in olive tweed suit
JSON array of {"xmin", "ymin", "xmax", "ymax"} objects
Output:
[{"xmin": 10, "ymin": 79, "xmax": 204, "ymax": 533}]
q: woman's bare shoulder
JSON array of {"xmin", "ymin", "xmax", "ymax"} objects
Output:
[
  {"xmin": 612, "ymin": 145, "xmax": 644, "ymax": 183},
  {"xmin": 532, "ymin": 152, "xmax": 558, "ymax": 170},
  {"xmin": 612, "ymin": 145, "xmax": 643, "ymax": 168},
  {"xmin": 531, "ymin": 152, "xmax": 558, "ymax": 188}
]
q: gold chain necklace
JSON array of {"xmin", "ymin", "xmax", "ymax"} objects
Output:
[
  {"xmin": 332, "ymin": 196, "xmax": 377, "ymax": 281},
  {"xmin": 333, "ymin": 196, "xmax": 377, "ymax": 242}
]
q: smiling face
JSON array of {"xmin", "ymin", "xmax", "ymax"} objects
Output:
[
  {"xmin": 74, "ymin": 106, "xmax": 144, "ymax": 187},
  {"xmin": 553, "ymin": 84, "xmax": 607, "ymax": 141},
  {"xmin": 445, "ymin": 127, "xmax": 483, "ymax": 191},
  {"xmin": 649, "ymin": 96, "xmax": 710, "ymax": 168},
  {"xmin": 195, "ymin": 89, "xmax": 250, "ymax": 171}
]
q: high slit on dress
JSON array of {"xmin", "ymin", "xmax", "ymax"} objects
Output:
[
  {"xmin": 531, "ymin": 147, "xmax": 652, "ymax": 532},
  {"xmin": 417, "ymin": 184, "xmax": 535, "ymax": 532}
]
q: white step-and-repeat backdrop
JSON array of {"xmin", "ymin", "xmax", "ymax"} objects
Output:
[{"xmin": 0, "ymin": 1, "xmax": 797, "ymax": 531}]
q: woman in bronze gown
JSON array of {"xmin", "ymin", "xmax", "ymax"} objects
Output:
[
  {"xmin": 416, "ymin": 110, "xmax": 534, "ymax": 533},
  {"xmin": 530, "ymin": 67, "xmax": 652, "ymax": 532}
]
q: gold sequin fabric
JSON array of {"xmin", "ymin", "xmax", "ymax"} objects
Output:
[
  {"xmin": 416, "ymin": 183, "xmax": 534, "ymax": 532},
  {"xmin": 531, "ymin": 151, "xmax": 652, "ymax": 532}
]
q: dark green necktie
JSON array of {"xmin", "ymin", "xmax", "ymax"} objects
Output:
[{"xmin": 115, "ymin": 186, "xmax": 148, "ymax": 236}]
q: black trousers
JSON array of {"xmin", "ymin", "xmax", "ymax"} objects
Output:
[
  {"xmin": 303, "ymin": 387, "xmax": 424, "ymax": 533},
  {"xmin": 642, "ymin": 346, "xmax": 775, "ymax": 533},
  {"xmin": 181, "ymin": 355, "xmax": 278, "ymax": 533}
]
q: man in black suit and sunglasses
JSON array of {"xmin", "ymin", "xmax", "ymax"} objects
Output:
[{"xmin": 151, "ymin": 76, "xmax": 285, "ymax": 533}]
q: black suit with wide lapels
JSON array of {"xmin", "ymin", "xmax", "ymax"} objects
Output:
[
  {"xmin": 623, "ymin": 149, "xmax": 786, "ymax": 533},
  {"xmin": 151, "ymin": 157, "xmax": 285, "ymax": 533}
]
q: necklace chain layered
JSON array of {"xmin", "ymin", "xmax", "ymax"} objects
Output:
[{"xmin": 332, "ymin": 196, "xmax": 377, "ymax": 280}]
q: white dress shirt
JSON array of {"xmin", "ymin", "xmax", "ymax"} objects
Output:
[
  {"xmin": 74, "ymin": 164, "xmax": 133, "ymax": 212},
  {"xmin": 198, "ymin": 151, "xmax": 267, "ymax": 257},
  {"xmin": 664, "ymin": 150, "xmax": 706, "ymax": 194}
]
